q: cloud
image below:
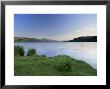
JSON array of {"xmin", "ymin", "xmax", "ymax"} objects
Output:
[
  {"xmin": 76, "ymin": 30, "xmax": 80, "ymax": 33},
  {"xmin": 72, "ymin": 27, "xmax": 97, "ymax": 39}
]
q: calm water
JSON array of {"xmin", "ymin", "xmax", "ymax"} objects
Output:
[{"xmin": 15, "ymin": 42, "xmax": 97, "ymax": 69}]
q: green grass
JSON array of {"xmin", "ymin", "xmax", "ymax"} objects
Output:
[{"xmin": 14, "ymin": 55, "xmax": 97, "ymax": 76}]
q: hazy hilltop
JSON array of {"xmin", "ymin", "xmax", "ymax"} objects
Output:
[
  {"xmin": 14, "ymin": 37, "xmax": 39, "ymax": 42},
  {"xmin": 14, "ymin": 37, "xmax": 58, "ymax": 42}
]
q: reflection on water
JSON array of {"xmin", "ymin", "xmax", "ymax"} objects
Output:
[{"xmin": 15, "ymin": 42, "xmax": 97, "ymax": 69}]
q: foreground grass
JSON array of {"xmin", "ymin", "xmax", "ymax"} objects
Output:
[{"xmin": 14, "ymin": 55, "xmax": 97, "ymax": 76}]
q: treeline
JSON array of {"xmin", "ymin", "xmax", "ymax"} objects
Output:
[{"xmin": 66, "ymin": 36, "xmax": 97, "ymax": 42}]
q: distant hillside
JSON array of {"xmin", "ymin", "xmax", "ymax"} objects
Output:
[
  {"xmin": 14, "ymin": 37, "xmax": 39, "ymax": 42},
  {"xmin": 66, "ymin": 36, "xmax": 97, "ymax": 42},
  {"xmin": 14, "ymin": 37, "xmax": 58, "ymax": 42},
  {"xmin": 39, "ymin": 38, "xmax": 58, "ymax": 42}
]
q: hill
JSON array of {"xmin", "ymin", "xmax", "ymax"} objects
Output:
[
  {"xmin": 14, "ymin": 37, "xmax": 58, "ymax": 42},
  {"xmin": 66, "ymin": 36, "xmax": 97, "ymax": 42}
]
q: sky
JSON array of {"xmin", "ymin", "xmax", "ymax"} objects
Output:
[{"xmin": 14, "ymin": 14, "xmax": 97, "ymax": 41}]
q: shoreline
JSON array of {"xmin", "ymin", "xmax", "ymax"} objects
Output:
[{"xmin": 14, "ymin": 54, "xmax": 97, "ymax": 76}]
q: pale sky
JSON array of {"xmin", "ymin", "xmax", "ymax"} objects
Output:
[{"xmin": 14, "ymin": 14, "xmax": 97, "ymax": 41}]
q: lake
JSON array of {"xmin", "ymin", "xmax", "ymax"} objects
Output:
[{"xmin": 15, "ymin": 42, "xmax": 97, "ymax": 69}]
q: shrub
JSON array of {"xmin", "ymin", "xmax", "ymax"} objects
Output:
[
  {"xmin": 55, "ymin": 60, "xmax": 72, "ymax": 71},
  {"xmin": 41, "ymin": 55, "xmax": 46, "ymax": 57},
  {"xmin": 27, "ymin": 48, "xmax": 36, "ymax": 56},
  {"xmin": 14, "ymin": 45, "xmax": 24, "ymax": 56}
]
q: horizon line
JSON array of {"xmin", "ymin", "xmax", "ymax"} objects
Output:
[{"xmin": 14, "ymin": 35, "xmax": 97, "ymax": 41}]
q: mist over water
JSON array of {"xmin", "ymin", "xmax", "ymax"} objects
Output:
[{"xmin": 15, "ymin": 42, "xmax": 97, "ymax": 69}]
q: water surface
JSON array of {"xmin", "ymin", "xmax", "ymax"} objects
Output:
[{"xmin": 15, "ymin": 42, "xmax": 97, "ymax": 69}]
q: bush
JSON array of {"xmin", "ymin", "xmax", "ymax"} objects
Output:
[
  {"xmin": 27, "ymin": 48, "xmax": 36, "ymax": 56},
  {"xmin": 14, "ymin": 45, "xmax": 24, "ymax": 56},
  {"xmin": 41, "ymin": 55, "xmax": 46, "ymax": 57},
  {"xmin": 55, "ymin": 60, "xmax": 72, "ymax": 71}
]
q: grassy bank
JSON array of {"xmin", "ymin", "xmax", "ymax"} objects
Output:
[
  {"xmin": 14, "ymin": 55, "xmax": 97, "ymax": 76},
  {"xmin": 14, "ymin": 45, "xmax": 96, "ymax": 76}
]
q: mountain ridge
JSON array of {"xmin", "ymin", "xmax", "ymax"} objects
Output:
[
  {"xmin": 15, "ymin": 36, "xmax": 97, "ymax": 42},
  {"xmin": 14, "ymin": 37, "xmax": 58, "ymax": 42}
]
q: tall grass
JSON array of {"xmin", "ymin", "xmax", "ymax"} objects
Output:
[
  {"xmin": 14, "ymin": 45, "xmax": 24, "ymax": 56},
  {"xmin": 27, "ymin": 48, "xmax": 36, "ymax": 56}
]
